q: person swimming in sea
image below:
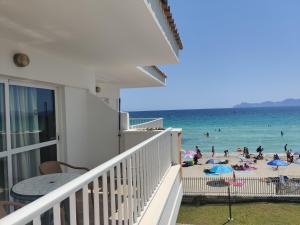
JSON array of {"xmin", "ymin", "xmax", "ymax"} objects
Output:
[
  {"xmin": 284, "ymin": 144, "xmax": 288, "ymax": 152},
  {"xmin": 281, "ymin": 131, "xmax": 284, "ymax": 136}
]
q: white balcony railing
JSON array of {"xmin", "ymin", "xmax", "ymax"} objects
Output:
[
  {"xmin": 1, "ymin": 128, "xmax": 172, "ymax": 225},
  {"xmin": 129, "ymin": 118, "xmax": 163, "ymax": 130}
]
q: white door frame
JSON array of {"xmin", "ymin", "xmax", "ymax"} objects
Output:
[{"xmin": 0, "ymin": 78, "xmax": 60, "ymax": 199}]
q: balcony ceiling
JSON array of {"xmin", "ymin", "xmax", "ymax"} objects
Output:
[
  {"xmin": 96, "ymin": 65, "xmax": 165, "ymax": 88},
  {"xmin": 0, "ymin": 0, "xmax": 180, "ymax": 87},
  {"xmin": 0, "ymin": 0, "xmax": 178, "ymax": 68}
]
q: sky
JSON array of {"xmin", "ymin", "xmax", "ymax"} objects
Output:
[{"xmin": 121, "ymin": 0, "xmax": 300, "ymax": 111}]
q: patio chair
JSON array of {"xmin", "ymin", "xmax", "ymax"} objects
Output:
[
  {"xmin": 39, "ymin": 161, "xmax": 89, "ymax": 175},
  {"xmin": 277, "ymin": 175, "xmax": 300, "ymax": 195},
  {"xmin": 0, "ymin": 201, "xmax": 24, "ymax": 219}
]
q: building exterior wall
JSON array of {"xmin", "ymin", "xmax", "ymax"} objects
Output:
[
  {"xmin": 63, "ymin": 86, "xmax": 119, "ymax": 169},
  {"xmin": 0, "ymin": 38, "xmax": 96, "ymax": 92},
  {"xmin": 0, "ymin": 38, "xmax": 121, "ymax": 170},
  {"xmin": 96, "ymin": 83, "xmax": 120, "ymax": 111},
  {"xmin": 120, "ymin": 130, "xmax": 160, "ymax": 152}
]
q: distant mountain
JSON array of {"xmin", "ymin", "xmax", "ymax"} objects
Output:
[{"xmin": 234, "ymin": 98, "xmax": 300, "ymax": 108}]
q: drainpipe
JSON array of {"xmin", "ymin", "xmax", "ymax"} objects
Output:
[{"xmin": 118, "ymin": 98, "xmax": 121, "ymax": 154}]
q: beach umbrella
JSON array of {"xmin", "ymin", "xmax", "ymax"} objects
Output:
[
  {"xmin": 206, "ymin": 159, "xmax": 220, "ymax": 164},
  {"xmin": 210, "ymin": 165, "xmax": 233, "ymax": 174},
  {"xmin": 182, "ymin": 154, "xmax": 193, "ymax": 160},
  {"xmin": 185, "ymin": 150, "xmax": 196, "ymax": 155},
  {"xmin": 267, "ymin": 159, "xmax": 288, "ymax": 170},
  {"xmin": 267, "ymin": 160, "xmax": 288, "ymax": 167}
]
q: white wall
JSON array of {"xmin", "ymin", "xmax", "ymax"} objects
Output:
[
  {"xmin": 158, "ymin": 173, "xmax": 183, "ymax": 225},
  {"xmin": 96, "ymin": 83, "xmax": 120, "ymax": 110},
  {"xmin": 120, "ymin": 130, "xmax": 160, "ymax": 152},
  {"xmin": 63, "ymin": 86, "xmax": 119, "ymax": 169},
  {"xmin": 171, "ymin": 128, "xmax": 182, "ymax": 164},
  {"xmin": 0, "ymin": 38, "xmax": 96, "ymax": 92}
]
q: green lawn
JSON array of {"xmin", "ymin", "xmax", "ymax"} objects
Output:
[{"xmin": 177, "ymin": 202, "xmax": 300, "ymax": 225}]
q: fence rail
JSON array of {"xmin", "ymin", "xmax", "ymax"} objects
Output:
[
  {"xmin": 129, "ymin": 118, "xmax": 163, "ymax": 130},
  {"xmin": 1, "ymin": 128, "xmax": 173, "ymax": 225},
  {"xmin": 183, "ymin": 176, "xmax": 300, "ymax": 197}
]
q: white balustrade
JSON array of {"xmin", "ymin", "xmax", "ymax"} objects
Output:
[
  {"xmin": 129, "ymin": 118, "xmax": 163, "ymax": 130},
  {"xmin": 1, "ymin": 128, "xmax": 173, "ymax": 225}
]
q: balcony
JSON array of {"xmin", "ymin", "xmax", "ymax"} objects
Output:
[
  {"xmin": 129, "ymin": 118, "xmax": 164, "ymax": 130},
  {"xmin": 0, "ymin": 128, "xmax": 182, "ymax": 225}
]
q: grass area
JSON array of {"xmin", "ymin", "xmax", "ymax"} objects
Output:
[{"xmin": 177, "ymin": 202, "xmax": 300, "ymax": 225}]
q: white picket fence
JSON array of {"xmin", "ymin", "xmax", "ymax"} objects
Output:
[
  {"xmin": 1, "ymin": 128, "xmax": 173, "ymax": 225},
  {"xmin": 183, "ymin": 176, "xmax": 300, "ymax": 197}
]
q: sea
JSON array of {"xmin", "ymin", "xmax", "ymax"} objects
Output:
[{"xmin": 129, "ymin": 107, "xmax": 300, "ymax": 154}]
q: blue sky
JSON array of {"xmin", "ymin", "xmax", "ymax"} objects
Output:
[{"xmin": 121, "ymin": 0, "xmax": 300, "ymax": 111}]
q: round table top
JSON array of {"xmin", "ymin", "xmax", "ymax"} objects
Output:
[{"xmin": 11, "ymin": 173, "xmax": 80, "ymax": 201}]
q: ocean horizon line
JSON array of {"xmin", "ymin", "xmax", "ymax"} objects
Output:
[{"xmin": 128, "ymin": 105, "xmax": 300, "ymax": 113}]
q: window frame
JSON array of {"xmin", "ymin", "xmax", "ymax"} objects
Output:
[{"xmin": 0, "ymin": 78, "xmax": 60, "ymax": 200}]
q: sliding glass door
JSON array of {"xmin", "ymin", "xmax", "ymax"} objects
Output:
[{"xmin": 0, "ymin": 80, "xmax": 58, "ymax": 201}]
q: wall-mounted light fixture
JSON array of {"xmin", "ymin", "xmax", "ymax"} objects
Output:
[
  {"xmin": 13, "ymin": 53, "xmax": 30, "ymax": 67},
  {"xmin": 96, "ymin": 86, "xmax": 101, "ymax": 93}
]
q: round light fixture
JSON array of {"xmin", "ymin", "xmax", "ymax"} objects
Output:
[{"xmin": 13, "ymin": 53, "xmax": 30, "ymax": 67}]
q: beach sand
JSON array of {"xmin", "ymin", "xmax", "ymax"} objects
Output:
[{"xmin": 182, "ymin": 152, "xmax": 300, "ymax": 178}]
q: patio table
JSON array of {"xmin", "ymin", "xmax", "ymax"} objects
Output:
[
  {"xmin": 11, "ymin": 173, "xmax": 80, "ymax": 224},
  {"xmin": 11, "ymin": 173, "xmax": 80, "ymax": 202}
]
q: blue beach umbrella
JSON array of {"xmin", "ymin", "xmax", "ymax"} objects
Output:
[
  {"xmin": 267, "ymin": 160, "xmax": 288, "ymax": 167},
  {"xmin": 210, "ymin": 165, "xmax": 233, "ymax": 174}
]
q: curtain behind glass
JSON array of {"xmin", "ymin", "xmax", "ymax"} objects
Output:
[
  {"xmin": 10, "ymin": 86, "xmax": 40, "ymax": 183},
  {"xmin": 0, "ymin": 84, "xmax": 5, "ymax": 151}
]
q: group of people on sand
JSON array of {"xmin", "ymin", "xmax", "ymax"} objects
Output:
[
  {"xmin": 232, "ymin": 163, "xmax": 257, "ymax": 171},
  {"xmin": 190, "ymin": 143, "xmax": 298, "ymax": 166},
  {"xmin": 192, "ymin": 145, "xmax": 230, "ymax": 165}
]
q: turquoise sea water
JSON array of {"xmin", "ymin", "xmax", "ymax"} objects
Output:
[{"xmin": 129, "ymin": 107, "xmax": 300, "ymax": 153}]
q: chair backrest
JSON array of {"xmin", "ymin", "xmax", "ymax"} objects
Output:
[
  {"xmin": 0, "ymin": 201, "xmax": 24, "ymax": 219},
  {"xmin": 0, "ymin": 205, "xmax": 6, "ymax": 219},
  {"xmin": 39, "ymin": 161, "xmax": 62, "ymax": 175}
]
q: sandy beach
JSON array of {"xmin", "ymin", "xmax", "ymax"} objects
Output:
[{"xmin": 182, "ymin": 151, "xmax": 300, "ymax": 178}]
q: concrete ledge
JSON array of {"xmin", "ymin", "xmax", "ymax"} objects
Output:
[
  {"xmin": 139, "ymin": 165, "xmax": 182, "ymax": 225},
  {"xmin": 182, "ymin": 195, "xmax": 300, "ymax": 205}
]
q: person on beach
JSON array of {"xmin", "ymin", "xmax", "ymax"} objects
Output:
[
  {"xmin": 256, "ymin": 146, "xmax": 263, "ymax": 154},
  {"xmin": 284, "ymin": 144, "xmax": 288, "ymax": 152},
  {"xmin": 273, "ymin": 154, "xmax": 279, "ymax": 160},
  {"xmin": 224, "ymin": 149, "xmax": 229, "ymax": 157},
  {"xmin": 195, "ymin": 146, "xmax": 202, "ymax": 158},
  {"xmin": 193, "ymin": 147, "xmax": 202, "ymax": 165},
  {"xmin": 212, "ymin": 146, "xmax": 215, "ymax": 157}
]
